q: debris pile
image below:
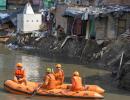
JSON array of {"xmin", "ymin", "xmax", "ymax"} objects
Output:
[{"xmin": 97, "ymin": 31, "xmax": 130, "ymax": 90}]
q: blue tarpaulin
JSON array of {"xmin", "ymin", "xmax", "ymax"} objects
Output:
[
  {"xmin": 0, "ymin": 9, "xmax": 23, "ymax": 25},
  {"xmin": 0, "ymin": 13, "xmax": 10, "ymax": 24},
  {"xmin": 0, "ymin": 13, "xmax": 9, "ymax": 19}
]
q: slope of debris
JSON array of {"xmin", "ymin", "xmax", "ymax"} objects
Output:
[
  {"xmin": 97, "ymin": 32, "xmax": 130, "ymax": 90},
  {"xmin": 33, "ymin": 36, "xmax": 86, "ymax": 58},
  {"xmin": 119, "ymin": 60, "xmax": 130, "ymax": 90}
]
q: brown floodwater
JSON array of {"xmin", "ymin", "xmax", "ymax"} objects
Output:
[{"xmin": 0, "ymin": 44, "xmax": 130, "ymax": 100}]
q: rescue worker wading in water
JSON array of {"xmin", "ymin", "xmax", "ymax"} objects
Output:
[
  {"xmin": 53, "ymin": 64, "xmax": 64, "ymax": 85},
  {"xmin": 42, "ymin": 68, "xmax": 56, "ymax": 90},
  {"xmin": 71, "ymin": 71, "xmax": 84, "ymax": 91},
  {"xmin": 14, "ymin": 63, "xmax": 27, "ymax": 86}
]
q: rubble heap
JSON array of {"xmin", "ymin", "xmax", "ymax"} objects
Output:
[{"xmin": 98, "ymin": 31, "xmax": 130, "ymax": 90}]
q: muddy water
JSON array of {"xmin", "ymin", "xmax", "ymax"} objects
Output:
[{"xmin": 0, "ymin": 44, "xmax": 130, "ymax": 100}]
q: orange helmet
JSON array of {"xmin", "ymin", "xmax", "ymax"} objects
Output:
[
  {"xmin": 73, "ymin": 71, "xmax": 79, "ymax": 76},
  {"xmin": 16, "ymin": 63, "xmax": 23, "ymax": 67},
  {"xmin": 55, "ymin": 64, "xmax": 62, "ymax": 68}
]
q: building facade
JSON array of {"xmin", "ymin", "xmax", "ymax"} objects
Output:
[{"xmin": 17, "ymin": 3, "xmax": 42, "ymax": 33}]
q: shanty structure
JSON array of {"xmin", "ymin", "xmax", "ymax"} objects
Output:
[
  {"xmin": 54, "ymin": 0, "xmax": 130, "ymax": 40},
  {"xmin": 17, "ymin": 3, "xmax": 42, "ymax": 33}
]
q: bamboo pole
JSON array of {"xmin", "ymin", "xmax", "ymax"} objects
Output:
[{"xmin": 116, "ymin": 51, "xmax": 125, "ymax": 80}]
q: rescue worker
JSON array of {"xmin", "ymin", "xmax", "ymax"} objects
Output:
[
  {"xmin": 14, "ymin": 63, "xmax": 27, "ymax": 86},
  {"xmin": 53, "ymin": 64, "xmax": 64, "ymax": 85},
  {"xmin": 71, "ymin": 71, "xmax": 83, "ymax": 91},
  {"xmin": 42, "ymin": 68, "xmax": 56, "ymax": 90}
]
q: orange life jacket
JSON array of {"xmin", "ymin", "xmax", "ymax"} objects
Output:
[
  {"xmin": 46, "ymin": 74, "xmax": 56, "ymax": 90},
  {"xmin": 71, "ymin": 76, "xmax": 83, "ymax": 91},
  {"xmin": 54, "ymin": 69, "xmax": 64, "ymax": 81},
  {"xmin": 15, "ymin": 69, "xmax": 25, "ymax": 79}
]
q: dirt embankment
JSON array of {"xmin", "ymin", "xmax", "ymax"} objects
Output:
[
  {"xmin": 97, "ymin": 33, "xmax": 130, "ymax": 90},
  {"xmin": 7, "ymin": 33, "xmax": 130, "ymax": 90},
  {"xmin": 7, "ymin": 35, "xmax": 104, "ymax": 61}
]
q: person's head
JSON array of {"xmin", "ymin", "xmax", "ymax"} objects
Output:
[
  {"xmin": 55, "ymin": 64, "xmax": 62, "ymax": 70},
  {"xmin": 46, "ymin": 67, "xmax": 52, "ymax": 74},
  {"xmin": 73, "ymin": 71, "xmax": 79, "ymax": 76},
  {"xmin": 16, "ymin": 63, "xmax": 23, "ymax": 69}
]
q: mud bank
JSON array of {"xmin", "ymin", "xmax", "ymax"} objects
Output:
[
  {"xmin": 9, "ymin": 35, "xmax": 104, "ymax": 62},
  {"xmin": 97, "ymin": 33, "xmax": 130, "ymax": 90},
  {"xmin": 6, "ymin": 34, "xmax": 130, "ymax": 91},
  {"xmin": 31, "ymin": 34, "xmax": 130, "ymax": 90}
]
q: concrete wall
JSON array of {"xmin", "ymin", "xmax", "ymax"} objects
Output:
[
  {"xmin": 96, "ymin": 18, "xmax": 107, "ymax": 40},
  {"xmin": 107, "ymin": 16, "xmax": 116, "ymax": 39},
  {"xmin": 55, "ymin": 4, "xmax": 68, "ymax": 33},
  {"xmin": 126, "ymin": 13, "xmax": 130, "ymax": 29},
  {"xmin": 106, "ymin": 13, "xmax": 130, "ymax": 39},
  {"xmin": 17, "ymin": 14, "xmax": 42, "ymax": 33},
  {"xmin": 17, "ymin": 14, "xmax": 23, "ymax": 32}
]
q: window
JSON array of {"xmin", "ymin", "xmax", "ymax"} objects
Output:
[
  {"xmin": 27, "ymin": 20, "xmax": 29, "ymax": 22},
  {"xmin": 32, "ymin": 20, "xmax": 33, "ymax": 22},
  {"xmin": 36, "ymin": 20, "xmax": 39, "ymax": 22}
]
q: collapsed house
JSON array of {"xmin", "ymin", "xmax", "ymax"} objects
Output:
[{"xmin": 0, "ymin": 9, "xmax": 22, "ymax": 35}]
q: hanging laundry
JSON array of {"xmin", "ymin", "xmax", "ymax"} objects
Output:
[{"xmin": 82, "ymin": 12, "xmax": 88, "ymax": 20}]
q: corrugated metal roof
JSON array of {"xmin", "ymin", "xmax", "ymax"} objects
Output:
[
  {"xmin": 0, "ymin": 9, "xmax": 23, "ymax": 24},
  {"xmin": 62, "ymin": 7, "xmax": 87, "ymax": 17},
  {"xmin": 62, "ymin": 5, "xmax": 130, "ymax": 18}
]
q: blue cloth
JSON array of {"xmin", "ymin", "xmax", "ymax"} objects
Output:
[
  {"xmin": 0, "ymin": 9, "xmax": 22, "ymax": 25},
  {"xmin": 62, "ymin": 8, "xmax": 84, "ymax": 17},
  {"xmin": 0, "ymin": 13, "xmax": 9, "ymax": 19}
]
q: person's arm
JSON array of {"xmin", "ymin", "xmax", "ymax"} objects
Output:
[
  {"xmin": 14, "ymin": 70, "xmax": 16, "ymax": 78},
  {"xmin": 61, "ymin": 72, "xmax": 64, "ymax": 83},
  {"xmin": 23, "ymin": 70, "xmax": 26, "ymax": 79},
  {"xmin": 14, "ymin": 76, "xmax": 17, "ymax": 81},
  {"xmin": 80, "ymin": 77, "xmax": 83, "ymax": 86},
  {"xmin": 72, "ymin": 77, "xmax": 76, "ymax": 88},
  {"xmin": 13, "ymin": 71, "xmax": 18, "ymax": 82},
  {"xmin": 44, "ymin": 76, "xmax": 49, "ymax": 85}
]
